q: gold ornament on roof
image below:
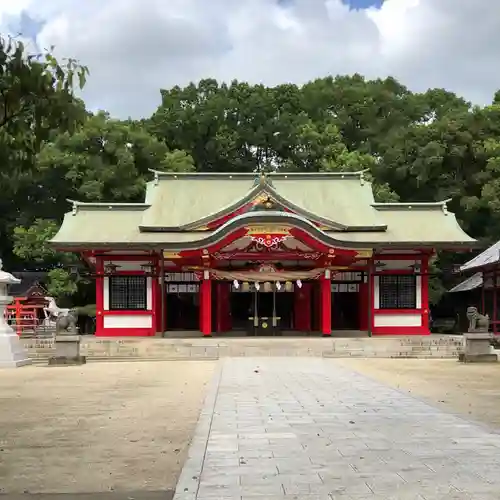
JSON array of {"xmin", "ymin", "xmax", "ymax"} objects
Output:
[{"xmin": 259, "ymin": 171, "xmax": 266, "ymax": 186}]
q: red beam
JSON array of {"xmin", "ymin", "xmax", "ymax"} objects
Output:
[
  {"xmin": 213, "ymin": 251, "xmax": 321, "ymax": 261},
  {"xmin": 99, "ymin": 254, "xmax": 157, "ymax": 262}
]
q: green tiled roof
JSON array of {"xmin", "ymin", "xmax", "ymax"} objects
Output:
[
  {"xmin": 140, "ymin": 173, "xmax": 255, "ymax": 229},
  {"xmin": 332, "ymin": 207, "xmax": 476, "ymax": 245},
  {"xmin": 51, "ymin": 171, "xmax": 476, "ymax": 249},
  {"xmin": 139, "ymin": 171, "xmax": 386, "ymax": 230},
  {"xmin": 51, "ymin": 207, "xmax": 208, "ymax": 248}
]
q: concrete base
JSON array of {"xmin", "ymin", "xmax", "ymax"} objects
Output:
[
  {"xmin": 48, "ymin": 335, "xmax": 85, "ymax": 366},
  {"xmin": 460, "ymin": 333, "xmax": 498, "ymax": 363},
  {"xmin": 459, "ymin": 353, "xmax": 498, "ymax": 363},
  {"xmin": 0, "ymin": 329, "xmax": 32, "ymax": 368},
  {"xmin": 48, "ymin": 355, "xmax": 87, "ymax": 366}
]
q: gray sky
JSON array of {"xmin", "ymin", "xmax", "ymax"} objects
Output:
[{"xmin": 2, "ymin": 0, "xmax": 499, "ymax": 118}]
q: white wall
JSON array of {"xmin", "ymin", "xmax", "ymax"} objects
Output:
[
  {"xmin": 103, "ymin": 315, "xmax": 153, "ymax": 329},
  {"xmin": 374, "ymin": 314, "xmax": 422, "ymax": 327}
]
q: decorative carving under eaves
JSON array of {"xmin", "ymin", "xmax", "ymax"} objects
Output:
[
  {"xmin": 302, "ymin": 252, "xmax": 321, "ymax": 260},
  {"xmin": 252, "ymin": 235, "xmax": 289, "ymax": 251},
  {"xmin": 213, "ymin": 249, "xmax": 321, "ymax": 260},
  {"xmin": 213, "ymin": 251, "xmax": 240, "ymax": 260}
]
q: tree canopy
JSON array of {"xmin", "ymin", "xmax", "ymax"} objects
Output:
[{"xmin": 3, "ymin": 37, "xmax": 500, "ymax": 305}]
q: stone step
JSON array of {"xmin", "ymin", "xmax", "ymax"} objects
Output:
[{"xmin": 25, "ymin": 335, "xmax": 464, "ymax": 360}]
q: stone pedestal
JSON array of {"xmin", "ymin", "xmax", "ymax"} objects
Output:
[
  {"xmin": 0, "ymin": 259, "xmax": 31, "ymax": 368},
  {"xmin": 0, "ymin": 328, "xmax": 32, "ymax": 368},
  {"xmin": 459, "ymin": 334, "xmax": 498, "ymax": 363},
  {"xmin": 48, "ymin": 335, "xmax": 86, "ymax": 366}
]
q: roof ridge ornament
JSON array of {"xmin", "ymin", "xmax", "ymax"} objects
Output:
[
  {"xmin": 441, "ymin": 198, "xmax": 452, "ymax": 215},
  {"xmin": 259, "ymin": 171, "xmax": 266, "ymax": 186},
  {"xmin": 67, "ymin": 199, "xmax": 79, "ymax": 216},
  {"xmin": 251, "ymin": 194, "xmax": 282, "ymax": 212},
  {"xmin": 253, "ymin": 170, "xmax": 274, "ymax": 188}
]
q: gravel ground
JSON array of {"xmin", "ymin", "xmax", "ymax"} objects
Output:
[{"xmin": 0, "ymin": 361, "xmax": 215, "ymax": 495}]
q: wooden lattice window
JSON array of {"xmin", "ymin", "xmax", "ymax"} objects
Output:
[
  {"xmin": 109, "ymin": 276, "xmax": 147, "ymax": 310},
  {"xmin": 379, "ymin": 275, "xmax": 416, "ymax": 309}
]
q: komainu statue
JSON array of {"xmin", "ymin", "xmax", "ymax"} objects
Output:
[
  {"xmin": 466, "ymin": 306, "xmax": 490, "ymax": 333},
  {"xmin": 55, "ymin": 310, "xmax": 78, "ymax": 335}
]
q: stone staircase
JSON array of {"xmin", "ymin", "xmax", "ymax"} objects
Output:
[{"xmin": 24, "ymin": 335, "xmax": 464, "ymax": 362}]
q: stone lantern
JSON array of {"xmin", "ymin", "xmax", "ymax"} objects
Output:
[{"xmin": 0, "ymin": 259, "xmax": 31, "ymax": 368}]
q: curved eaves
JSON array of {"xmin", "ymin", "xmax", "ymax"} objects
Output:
[{"xmin": 162, "ymin": 212, "xmax": 369, "ymax": 250}]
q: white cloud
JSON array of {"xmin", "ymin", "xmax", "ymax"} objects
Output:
[{"xmin": 1, "ymin": 0, "xmax": 499, "ymax": 118}]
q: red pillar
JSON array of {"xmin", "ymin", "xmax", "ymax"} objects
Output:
[
  {"xmin": 200, "ymin": 273, "xmax": 212, "ymax": 336},
  {"xmin": 13, "ymin": 298, "xmax": 23, "ymax": 335},
  {"xmin": 421, "ymin": 256, "xmax": 430, "ymax": 335},
  {"xmin": 320, "ymin": 273, "xmax": 331, "ymax": 336},
  {"xmin": 151, "ymin": 277, "xmax": 159, "ymax": 337},
  {"xmin": 95, "ymin": 257, "xmax": 104, "ymax": 336}
]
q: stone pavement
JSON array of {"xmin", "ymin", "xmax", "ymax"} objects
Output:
[{"xmin": 174, "ymin": 358, "xmax": 500, "ymax": 500}]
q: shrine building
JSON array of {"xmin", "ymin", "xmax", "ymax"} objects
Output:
[{"xmin": 50, "ymin": 171, "xmax": 475, "ymax": 337}]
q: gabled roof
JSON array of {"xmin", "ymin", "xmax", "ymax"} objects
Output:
[
  {"xmin": 449, "ymin": 272, "xmax": 482, "ymax": 293},
  {"xmin": 50, "ymin": 170, "xmax": 476, "ymax": 250},
  {"xmin": 460, "ymin": 240, "xmax": 500, "ymax": 272},
  {"xmin": 139, "ymin": 170, "xmax": 386, "ymax": 231},
  {"xmin": 10, "ymin": 273, "xmax": 48, "ymax": 296}
]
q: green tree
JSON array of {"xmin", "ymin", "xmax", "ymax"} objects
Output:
[
  {"xmin": 12, "ymin": 112, "xmax": 194, "ymax": 302},
  {"xmin": 160, "ymin": 149, "xmax": 195, "ymax": 172},
  {"xmin": 12, "ymin": 219, "xmax": 79, "ymax": 300},
  {"xmin": 37, "ymin": 112, "xmax": 170, "ymax": 203},
  {"xmin": 0, "ymin": 35, "xmax": 88, "ymax": 268}
]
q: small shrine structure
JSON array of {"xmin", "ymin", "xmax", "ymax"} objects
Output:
[
  {"xmin": 50, "ymin": 171, "xmax": 475, "ymax": 337},
  {"xmin": 451, "ymin": 240, "xmax": 500, "ymax": 334},
  {"xmin": 4, "ymin": 273, "xmax": 48, "ymax": 334}
]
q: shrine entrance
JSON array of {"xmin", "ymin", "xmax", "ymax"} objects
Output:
[
  {"xmin": 164, "ymin": 272, "xmax": 200, "ymax": 331},
  {"xmin": 230, "ymin": 284, "xmax": 295, "ymax": 336},
  {"xmin": 332, "ymin": 286, "xmax": 360, "ymax": 330}
]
